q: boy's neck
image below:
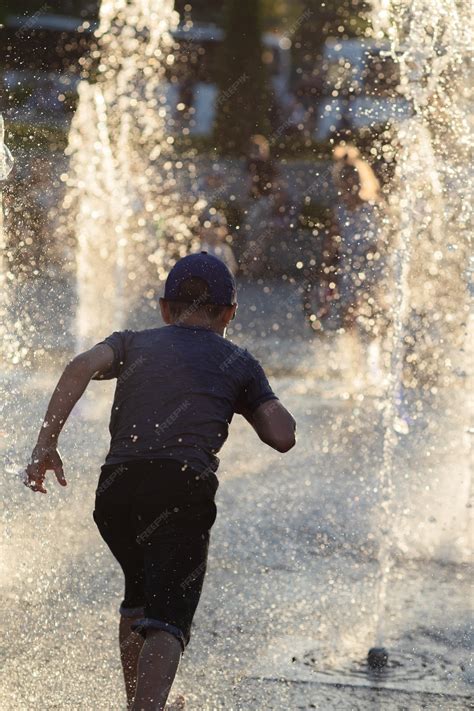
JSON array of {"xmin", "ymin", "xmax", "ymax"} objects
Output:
[{"xmin": 172, "ymin": 318, "xmax": 226, "ymax": 337}]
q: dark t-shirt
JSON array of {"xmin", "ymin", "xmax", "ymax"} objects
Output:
[{"xmin": 93, "ymin": 324, "xmax": 278, "ymax": 474}]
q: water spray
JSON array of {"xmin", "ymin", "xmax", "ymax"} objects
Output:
[
  {"xmin": 0, "ymin": 115, "xmax": 14, "ymax": 181},
  {"xmin": 0, "ymin": 114, "xmax": 15, "ymax": 363},
  {"xmin": 367, "ymin": 0, "xmax": 472, "ymax": 671}
]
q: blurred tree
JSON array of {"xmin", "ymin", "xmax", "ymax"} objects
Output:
[
  {"xmin": 260, "ymin": 0, "xmax": 301, "ymax": 31},
  {"xmin": 1, "ymin": 1, "xmax": 99, "ymax": 19},
  {"xmin": 291, "ymin": 0, "xmax": 369, "ymax": 80},
  {"xmin": 260, "ymin": 0, "xmax": 369, "ymax": 36},
  {"xmin": 213, "ymin": 0, "xmax": 273, "ymax": 155},
  {"xmin": 174, "ymin": 0, "xmax": 223, "ymax": 24}
]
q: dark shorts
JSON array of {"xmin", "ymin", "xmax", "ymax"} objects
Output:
[{"xmin": 93, "ymin": 459, "xmax": 219, "ymax": 652}]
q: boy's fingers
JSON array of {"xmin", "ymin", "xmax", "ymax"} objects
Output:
[
  {"xmin": 29, "ymin": 476, "xmax": 46, "ymax": 493},
  {"xmin": 24, "ymin": 463, "xmax": 47, "ymax": 494},
  {"xmin": 32, "ymin": 482, "xmax": 47, "ymax": 494},
  {"xmin": 52, "ymin": 452, "xmax": 67, "ymax": 486},
  {"xmin": 24, "ymin": 452, "xmax": 66, "ymax": 492},
  {"xmin": 54, "ymin": 467, "xmax": 67, "ymax": 487},
  {"xmin": 25, "ymin": 465, "xmax": 39, "ymax": 485},
  {"xmin": 24, "ymin": 476, "xmax": 47, "ymax": 494}
]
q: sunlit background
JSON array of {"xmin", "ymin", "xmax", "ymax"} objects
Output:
[{"xmin": 0, "ymin": 1, "xmax": 472, "ymax": 709}]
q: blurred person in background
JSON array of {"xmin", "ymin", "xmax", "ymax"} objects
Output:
[
  {"xmin": 198, "ymin": 206, "xmax": 238, "ymax": 275},
  {"xmin": 332, "ymin": 144, "xmax": 388, "ymax": 382},
  {"xmin": 246, "ymin": 134, "xmax": 277, "ymax": 200},
  {"xmin": 193, "ymin": 163, "xmax": 227, "ymax": 205},
  {"xmin": 240, "ymin": 177, "xmax": 304, "ymax": 278},
  {"xmin": 239, "ymin": 135, "xmax": 280, "ymax": 276}
]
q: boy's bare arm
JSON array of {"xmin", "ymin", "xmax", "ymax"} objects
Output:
[
  {"xmin": 242, "ymin": 400, "xmax": 296, "ymax": 453},
  {"xmin": 25, "ymin": 344, "xmax": 115, "ymax": 494}
]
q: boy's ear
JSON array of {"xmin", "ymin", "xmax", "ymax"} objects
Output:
[
  {"xmin": 227, "ymin": 304, "xmax": 237, "ymax": 323},
  {"xmin": 159, "ymin": 298, "xmax": 172, "ymax": 324},
  {"xmin": 219, "ymin": 304, "xmax": 237, "ymax": 327}
]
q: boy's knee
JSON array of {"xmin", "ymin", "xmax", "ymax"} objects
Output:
[
  {"xmin": 146, "ymin": 628, "xmax": 183, "ymax": 649},
  {"xmin": 131, "ymin": 618, "xmax": 187, "ymax": 652}
]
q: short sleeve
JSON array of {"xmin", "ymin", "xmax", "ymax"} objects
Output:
[
  {"xmin": 234, "ymin": 355, "xmax": 278, "ymax": 415},
  {"xmin": 92, "ymin": 330, "xmax": 131, "ymax": 380}
]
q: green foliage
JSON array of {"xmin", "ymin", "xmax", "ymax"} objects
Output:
[
  {"xmin": 257, "ymin": 0, "xmax": 369, "ymax": 36},
  {"xmin": 1, "ymin": 1, "xmax": 99, "ymax": 20},
  {"xmin": 300, "ymin": 201, "xmax": 334, "ymax": 228},
  {"xmin": 260, "ymin": 0, "xmax": 302, "ymax": 30},
  {"xmin": 174, "ymin": 0, "xmax": 223, "ymax": 24},
  {"xmin": 213, "ymin": 0, "xmax": 273, "ymax": 156},
  {"xmin": 287, "ymin": 0, "xmax": 370, "ymax": 101},
  {"xmin": 6, "ymin": 122, "xmax": 69, "ymax": 153}
]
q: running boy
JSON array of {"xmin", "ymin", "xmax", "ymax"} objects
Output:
[{"xmin": 25, "ymin": 252, "xmax": 296, "ymax": 710}]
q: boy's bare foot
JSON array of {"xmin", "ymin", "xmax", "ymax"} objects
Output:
[{"xmin": 167, "ymin": 694, "xmax": 186, "ymax": 710}]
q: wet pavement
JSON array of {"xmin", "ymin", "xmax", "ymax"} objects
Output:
[
  {"xmin": 1, "ymin": 278, "xmax": 472, "ymax": 709},
  {"xmin": 1, "ymin": 345, "xmax": 472, "ymax": 709}
]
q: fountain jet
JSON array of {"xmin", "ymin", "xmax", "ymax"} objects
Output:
[
  {"xmin": 368, "ymin": 0, "xmax": 472, "ymax": 663},
  {"xmin": 62, "ymin": 0, "xmax": 198, "ymax": 348}
]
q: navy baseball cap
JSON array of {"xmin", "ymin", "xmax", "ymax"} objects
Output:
[{"xmin": 164, "ymin": 252, "xmax": 237, "ymax": 306}]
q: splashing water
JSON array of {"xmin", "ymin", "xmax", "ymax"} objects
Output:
[
  {"xmin": 0, "ymin": 3, "xmax": 472, "ymax": 706},
  {"xmin": 0, "ymin": 115, "xmax": 14, "ymax": 279},
  {"xmin": 63, "ymin": 0, "xmax": 198, "ymax": 348},
  {"xmin": 0, "ymin": 116, "xmax": 14, "ymax": 182},
  {"xmin": 0, "ymin": 115, "xmax": 15, "ymax": 363},
  {"xmin": 370, "ymin": 0, "xmax": 472, "ymax": 645}
]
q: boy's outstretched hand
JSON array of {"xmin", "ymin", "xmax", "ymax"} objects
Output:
[
  {"xmin": 22, "ymin": 344, "xmax": 115, "ymax": 495},
  {"xmin": 25, "ymin": 445, "xmax": 67, "ymax": 494}
]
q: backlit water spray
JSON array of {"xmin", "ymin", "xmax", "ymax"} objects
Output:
[
  {"xmin": 0, "ymin": 1, "xmax": 472, "ymax": 704},
  {"xmin": 63, "ymin": 0, "xmax": 198, "ymax": 348},
  {"xmin": 369, "ymin": 0, "xmax": 472, "ymax": 664},
  {"xmin": 0, "ymin": 115, "xmax": 15, "ymax": 363}
]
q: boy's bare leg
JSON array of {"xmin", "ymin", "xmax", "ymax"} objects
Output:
[
  {"xmin": 131, "ymin": 629, "xmax": 182, "ymax": 711},
  {"xmin": 119, "ymin": 614, "xmax": 145, "ymax": 708}
]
